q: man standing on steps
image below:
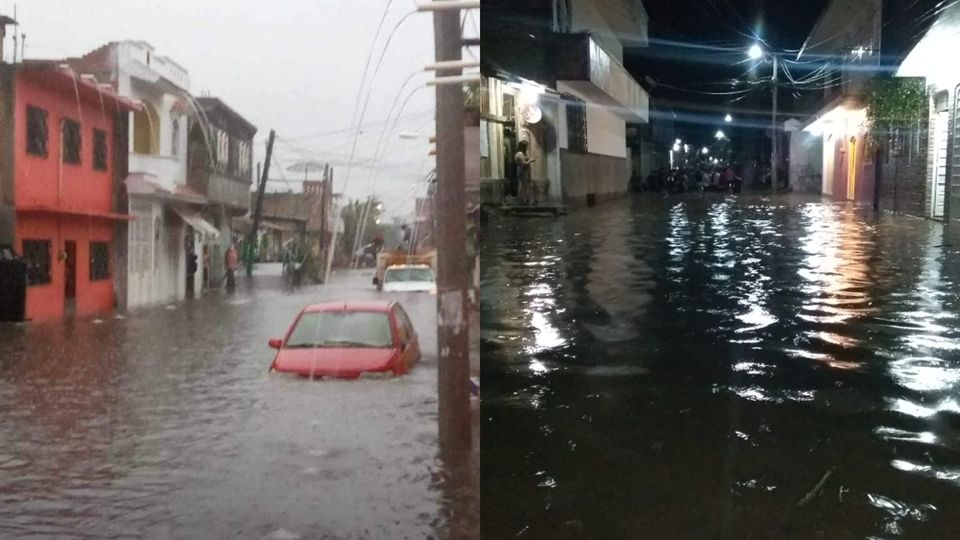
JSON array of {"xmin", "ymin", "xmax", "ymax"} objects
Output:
[{"xmin": 514, "ymin": 140, "xmax": 536, "ymax": 205}]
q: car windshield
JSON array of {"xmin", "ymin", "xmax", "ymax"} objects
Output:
[
  {"xmin": 384, "ymin": 267, "xmax": 434, "ymax": 283},
  {"xmin": 285, "ymin": 311, "xmax": 393, "ymax": 348}
]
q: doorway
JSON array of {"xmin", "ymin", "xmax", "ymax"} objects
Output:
[
  {"xmin": 847, "ymin": 136, "xmax": 857, "ymax": 201},
  {"xmin": 64, "ymin": 240, "xmax": 76, "ymax": 316},
  {"xmin": 932, "ymin": 110, "xmax": 949, "ymax": 218}
]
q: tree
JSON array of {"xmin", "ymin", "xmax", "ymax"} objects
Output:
[{"xmin": 340, "ymin": 197, "xmax": 383, "ymax": 256}]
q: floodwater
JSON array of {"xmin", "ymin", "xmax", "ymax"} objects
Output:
[
  {"xmin": 481, "ymin": 194, "xmax": 960, "ymax": 539},
  {"xmin": 0, "ymin": 269, "xmax": 477, "ymax": 539}
]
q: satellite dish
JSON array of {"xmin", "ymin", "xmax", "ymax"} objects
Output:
[{"xmin": 522, "ymin": 104, "xmax": 542, "ymax": 124}]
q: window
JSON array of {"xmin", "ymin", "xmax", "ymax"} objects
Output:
[
  {"xmin": 171, "ymin": 119, "xmax": 180, "ymax": 158},
  {"xmin": 22, "ymin": 240, "xmax": 52, "ymax": 285},
  {"xmin": 26, "ymin": 105, "xmax": 48, "ymax": 157},
  {"xmin": 566, "ymin": 98, "xmax": 588, "ymax": 153},
  {"xmin": 217, "ymin": 129, "xmax": 229, "ymax": 165},
  {"xmin": 63, "ymin": 118, "xmax": 82, "ymax": 164},
  {"xmin": 89, "ymin": 241, "xmax": 110, "ymax": 281},
  {"xmin": 285, "ymin": 311, "xmax": 394, "ymax": 348},
  {"xmin": 93, "ymin": 129, "xmax": 108, "ymax": 171},
  {"xmin": 394, "ymin": 307, "xmax": 414, "ymax": 345}
]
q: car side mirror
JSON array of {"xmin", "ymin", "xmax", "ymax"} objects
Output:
[{"xmin": 268, "ymin": 338, "xmax": 283, "ymax": 350}]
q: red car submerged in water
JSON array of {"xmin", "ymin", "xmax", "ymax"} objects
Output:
[{"xmin": 268, "ymin": 301, "xmax": 421, "ymax": 378}]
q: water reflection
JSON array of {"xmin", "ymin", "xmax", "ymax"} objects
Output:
[{"xmin": 482, "ymin": 195, "xmax": 960, "ymax": 538}]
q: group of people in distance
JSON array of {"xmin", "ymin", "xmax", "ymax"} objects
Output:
[{"xmin": 633, "ymin": 165, "xmax": 743, "ymax": 194}]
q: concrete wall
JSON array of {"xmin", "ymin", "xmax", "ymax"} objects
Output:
[
  {"xmin": 0, "ymin": 67, "xmax": 14, "ymax": 246},
  {"xmin": 569, "ymin": 0, "xmax": 623, "ymax": 61},
  {"xmin": 559, "ymin": 149, "xmax": 627, "ymax": 203},
  {"xmin": 788, "ymin": 129, "xmax": 823, "ymax": 193},
  {"xmin": 586, "ymin": 101, "xmax": 627, "ymax": 158}
]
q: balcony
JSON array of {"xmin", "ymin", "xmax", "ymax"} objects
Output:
[
  {"xmin": 554, "ymin": 34, "xmax": 649, "ymax": 123},
  {"xmin": 128, "ymin": 154, "xmax": 185, "ymax": 192},
  {"xmin": 207, "ymin": 173, "xmax": 251, "ymax": 212}
]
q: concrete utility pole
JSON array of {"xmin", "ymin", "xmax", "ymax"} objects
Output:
[
  {"xmin": 247, "ymin": 129, "xmax": 275, "ymax": 277},
  {"xmin": 771, "ymin": 54, "xmax": 779, "ymax": 189},
  {"xmin": 431, "ymin": 0, "xmax": 470, "ymax": 453}
]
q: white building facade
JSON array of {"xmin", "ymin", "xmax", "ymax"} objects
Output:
[{"xmin": 71, "ymin": 41, "xmax": 219, "ymax": 308}]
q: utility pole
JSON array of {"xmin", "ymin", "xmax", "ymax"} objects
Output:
[
  {"xmin": 247, "ymin": 129, "xmax": 275, "ymax": 277},
  {"xmin": 771, "ymin": 54, "xmax": 779, "ymax": 189},
  {"xmin": 431, "ymin": 0, "xmax": 470, "ymax": 454}
]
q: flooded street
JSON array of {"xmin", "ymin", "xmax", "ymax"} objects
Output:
[
  {"xmin": 481, "ymin": 194, "xmax": 960, "ymax": 538},
  {"xmin": 0, "ymin": 269, "xmax": 473, "ymax": 539}
]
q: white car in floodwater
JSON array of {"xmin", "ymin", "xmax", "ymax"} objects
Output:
[{"xmin": 381, "ymin": 264, "xmax": 436, "ymax": 294}]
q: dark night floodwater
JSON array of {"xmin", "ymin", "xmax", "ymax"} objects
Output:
[
  {"xmin": 0, "ymin": 269, "xmax": 477, "ymax": 539},
  {"xmin": 481, "ymin": 194, "xmax": 960, "ymax": 539}
]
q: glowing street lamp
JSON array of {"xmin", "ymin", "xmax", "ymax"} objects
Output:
[
  {"xmin": 748, "ymin": 43, "xmax": 764, "ymax": 60},
  {"xmin": 683, "ymin": 144, "xmax": 689, "ymax": 153},
  {"xmin": 701, "ymin": 147, "xmax": 709, "ymax": 155},
  {"xmin": 672, "ymin": 142, "xmax": 681, "ymax": 152},
  {"xmin": 675, "ymin": 138, "xmax": 682, "ymax": 145},
  {"xmin": 715, "ymin": 129, "xmax": 725, "ymax": 140},
  {"xmin": 724, "ymin": 114, "xmax": 733, "ymax": 123}
]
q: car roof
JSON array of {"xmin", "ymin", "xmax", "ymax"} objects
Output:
[
  {"xmin": 385, "ymin": 264, "xmax": 432, "ymax": 270},
  {"xmin": 303, "ymin": 301, "xmax": 396, "ymax": 313}
]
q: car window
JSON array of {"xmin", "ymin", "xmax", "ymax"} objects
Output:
[
  {"xmin": 384, "ymin": 267, "xmax": 435, "ymax": 283},
  {"xmin": 285, "ymin": 311, "xmax": 393, "ymax": 348},
  {"xmin": 395, "ymin": 306, "xmax": 415, "ymax": 340},
  {"xmin": 393, "ymin": 307, "xmax": 410, "ymax": 345}
]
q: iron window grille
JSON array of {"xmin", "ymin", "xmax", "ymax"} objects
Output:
[
  {"xmin": 89, "ymin": 241, "xmax": 110, "ymax": 281},
  {"xmin": 22, "ymin": 240, "xmax": 52, "ymax": 285},
  {"xmin": 93, "ymin": 129, "xmax": 108, "ymax": 171},
  {"xmin": 26, "ymin": 105, "xmax": 48, "ymax": 157},
  {"xmin": 63, "ymin": 119, "xmax": 82, "ymax": 164},
  {"xmin": 566, "ymin": 98, "xmax": 588, "ymax": 153}
]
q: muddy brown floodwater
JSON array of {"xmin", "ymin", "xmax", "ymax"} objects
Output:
[
  {"xmin": 481, "ymin": 194, "xmax": 960, "ymax": 539},
  {"xmin": 0, "ymin": 269, "xmax": 477, "ymax": 539}
]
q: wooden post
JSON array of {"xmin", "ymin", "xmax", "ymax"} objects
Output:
[{"xmin": 433, "ymin": 1, "xmax": 470, "ymax": 454}]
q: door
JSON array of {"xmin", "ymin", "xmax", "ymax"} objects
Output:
[
  {"xmin": 64, "ymin": 240, "xmax": 76, "ymax": 316},
  {"xmin": 932, "ymin": 110, "xmax": 949, "ymax": 218},
  {"xmin": 847, "ymin": 136, "xmax": 857, "ymax": 201}
]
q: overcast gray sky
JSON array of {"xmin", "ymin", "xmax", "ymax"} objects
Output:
[{"xmin": 13, "ymin": 0, "xmax": 477, "ymax": 219}]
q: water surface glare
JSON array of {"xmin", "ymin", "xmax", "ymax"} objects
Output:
[{"xmin": 481, "ymin": 194, "xmax": 960, "ymax": 538}]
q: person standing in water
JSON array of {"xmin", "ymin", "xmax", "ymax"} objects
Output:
[{"xmin": 224, "ymin": 242, "xmax": 239, "ymax": 291}]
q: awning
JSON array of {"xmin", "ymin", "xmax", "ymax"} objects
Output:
[{"xmin": 172, "ymin": 207, "xmax": 220, "ymax": 239}]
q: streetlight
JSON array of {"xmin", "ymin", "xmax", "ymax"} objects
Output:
[
  {"xmin": 747, "ymin": 42, "xmax": 780, "ymax": 188},
  {"xmin": 724, "ymin": 114, "xmax": 733, "ymax": 123},
  {"xmin": 683, "ymin": 144, "xmax": 689, "ymax": 153},
  {"xmin": 701, "ymin": 147, "xmax": 709, "ymax": 155},
  {"xmin": 675, "ymin": 138, "xmax": 682, "ymax": 145},
  {"xmin": 672, "ymin": 142, "xmax": 681, "ymax": 152},
  {"xmin": 715, "ymin": 129, "xmax": 725, "ymax": 140}
]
